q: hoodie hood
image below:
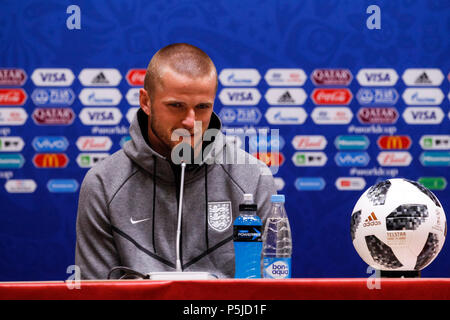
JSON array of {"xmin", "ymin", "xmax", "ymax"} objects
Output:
[{"xmin": 123, "ymin": 108, "xmax": 225, "ymax": 183}]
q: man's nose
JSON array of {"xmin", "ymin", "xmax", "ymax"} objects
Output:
[{"xmin": 181, "ymin": 108, "xmax": 196, "ymax": 130}]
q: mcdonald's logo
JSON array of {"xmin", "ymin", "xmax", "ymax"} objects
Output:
[
  {"xmin": 33, "ymin": 153, "xmax": 69, "ymax": 168},
  {"xmin": 377, "ymin": 136, "xmax": 411, "ymax": 150}
]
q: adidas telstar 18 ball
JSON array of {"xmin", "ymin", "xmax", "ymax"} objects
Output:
[{"xmin": 351, "ymin": 178, "xmax": 447, "ymax": 271}]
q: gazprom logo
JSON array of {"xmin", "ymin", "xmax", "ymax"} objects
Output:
[
  {"xmin": 32, "ymin": 136, "xmax": 69, "ymax": 152},
  {"xmin": 47, "ymin": 179, "xmax": 79, "ymax": 193},
  {"xmin": 335, "ymin": 152, "xmax": 370, "ymax": 167}
]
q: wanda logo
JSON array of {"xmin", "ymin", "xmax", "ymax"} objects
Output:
[
  {"xmin": 0, "ymin": 89, "xmax": 27, "ymax": 106},
  {"xmin": 311, "ymin": 88, "xmax": 352, "ymax": 105}
]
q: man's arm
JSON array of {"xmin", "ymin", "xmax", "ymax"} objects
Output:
[
  {"xmin": 254, "ymin": 165, "xmax": 278, "ymax": 226},
  {"xmin": 75, "ymin": 170, "xmax": 120, "ymax": 279}
]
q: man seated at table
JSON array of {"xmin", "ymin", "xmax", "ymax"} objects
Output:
[{"xmin": 75, "ymin": 43, "xmax": 276, "ymax": 279}]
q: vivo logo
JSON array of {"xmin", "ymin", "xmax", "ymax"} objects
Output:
[
  {"xmin": 32, "ymin": 136, "xmax": 69, "ymax": 152},
  {"xmin": 335, "ymin": 152, "xmax": 370, "ymax": 167}
]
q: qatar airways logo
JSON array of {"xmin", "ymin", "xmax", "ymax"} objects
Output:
[{"xmin": 170, "ymin": 122, "xmax": 280, "ymax": 175}]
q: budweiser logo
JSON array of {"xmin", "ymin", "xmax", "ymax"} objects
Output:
[
  {"xmin": 76, "ymin": 136, "xmax": 112, "ymax": 151},
  {"xmin": 311, "ymin": 88, "xmax": 352, "ymax": 105},
  {"xmin": 377, "ymin": 152, "xmax": 412, "ymax": 166},
  {"xmin": 292, "ymin": 135, "xmax": 327, "ymax": 150},
  {"xmin": 0, "ymin": 89, "xmax": 27, "ymax": 106}
]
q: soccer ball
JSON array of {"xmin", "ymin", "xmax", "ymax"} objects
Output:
[{"xmin": 351, "ymin": 178, "xmax": 447, "ymax": 271}]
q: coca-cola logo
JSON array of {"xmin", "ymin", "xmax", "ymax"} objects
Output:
[
  {"xmin": 311, "ymin": 69, "xmax": 352, "ymax": 86},
  {"xmin": 311, "ymin": 88, "xmax": 352, "ymax": 105},
  {"xmin": 0, "ymin": 89, "xmax": 27, "ymax": 106},
  {"xmin": 126, "ymin": 69, "xmax": 146, "ymax": 86},
  {"xmin": 32, "ymin": 108, "xmax": 75, "ymax": 125},
  {"xmin": 357, "ymin": 107, "xmax": 398, "ymax": 124}
]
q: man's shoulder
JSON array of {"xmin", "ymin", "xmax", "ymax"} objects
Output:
[
  {"xmin": 217, "ymin": 143, "xmax": 274, "ymax": 185},
  {"xmin": 81, "ymin": 149, "xmax": 137, "ymax": 194}
]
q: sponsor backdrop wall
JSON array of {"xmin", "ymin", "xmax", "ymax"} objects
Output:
[{"xmin": 0, "ymin": 0, "xmax": 449, "ymax": 280}]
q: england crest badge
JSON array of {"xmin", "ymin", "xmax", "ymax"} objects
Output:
[{"xmin": 208, "ymin": 201, "xmax": 232, "ymax": 232}]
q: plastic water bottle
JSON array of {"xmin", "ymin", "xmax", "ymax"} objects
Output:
[
  {"xmin": 233, "ymin": 194, "xmax": 262, "ymax": 278},
  {"xmin": 262, "ymin": 194, "xmax": 292, "ymax": 279}
]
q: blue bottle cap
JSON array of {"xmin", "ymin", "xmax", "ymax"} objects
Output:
[{"xmin": 271, "ymin": 194, "xmax": 285, "ymax": 203}]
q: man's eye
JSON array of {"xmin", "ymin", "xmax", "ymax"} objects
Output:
[
  {"xmin": 169, "ymin": 103, "xmax": 182, "ymax": 108},
  {"xmin": 197, "ymin": 104, "xmax": 210, "ymax": 109}
]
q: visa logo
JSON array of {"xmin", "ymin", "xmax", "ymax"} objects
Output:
[
  {"xmin": 88, "ymin": 111, "xmax": 115, "ymax": 121},
  {"xmin": 365, "ymin": 73, "xmax": 391, "ymax": 82},
  {"xmin": 335, "ymin": 152, "xmax": 370, "ymax": 167},
  {"xmin": 218, "ymin": 88, "xmax": 261, "ymax": 105},
  {"xmin": 412, "ymin": 111, "xmax": 436, "ymax": 120},
  {"xmin": 32, "ymin": 136, "xmax": 69, "ymax": 152},
  {"xmin": 227, "ymin": 92, "xmax": 253, "ymax": 101},
  {"xmin": 39, "ymin": 72, "xmax": 67, "ymax": 82}
]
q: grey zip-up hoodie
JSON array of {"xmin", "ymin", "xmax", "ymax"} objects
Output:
[{"xmin": 75, "ymin": 108, "xmax": 277, "ymax": 279}]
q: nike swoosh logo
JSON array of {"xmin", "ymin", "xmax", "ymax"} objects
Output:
[{"xmin": 130, "ymin": 217, "xmax": 151, "ymax": 224}]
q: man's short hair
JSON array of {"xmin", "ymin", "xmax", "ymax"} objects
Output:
[{"xmin": 144, "ymin": 43, "xmax": 218, "ymax": 100}]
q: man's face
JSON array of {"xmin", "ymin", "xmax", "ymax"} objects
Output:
[{"xmin": 140, "ymin": 67, "xmax": 216, "ymax": 158}]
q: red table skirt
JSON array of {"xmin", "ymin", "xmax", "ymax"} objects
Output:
[{"xmin": 0, "ymin": 278, "xmax": 449, "ymax": 300}]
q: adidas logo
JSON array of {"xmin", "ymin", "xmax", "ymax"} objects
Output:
[
  {"xmin": 363, "ymin": 212, "xmax": 381, "ymax": 227},
  {"xmin": 92, "ymin": 72, "xmax": 109, "ymax": 84},
  {"xmin": 414, "ymin": 72, "xmax": 432, "ymax": 84},
  {"xmin": 278, "ymin": 91, "xmax": 295, "ymax": 103}
]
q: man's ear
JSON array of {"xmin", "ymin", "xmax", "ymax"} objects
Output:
[{"xmin": 139, "ymin": 88, "xmax": 151, "ymax": 116}]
